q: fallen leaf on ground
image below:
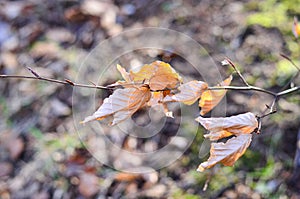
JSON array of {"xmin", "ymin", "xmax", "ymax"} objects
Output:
[
  {"xmin": 114, "ymin": 172, "xmax": 143, "ymax": 182},
  {"xmin": 78, "ymin": 173, "xmax": 99, "ymax": 197},
  {"xmin": 7, "ymin": 137, "xmax": 24, "ymax": 160},
  {"xmin": 0, "ymin": 162, "xmax": 13, "ymax": 177}
]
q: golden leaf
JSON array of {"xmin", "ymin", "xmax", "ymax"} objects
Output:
[
  {"xmin": 163, "ymin": 80, "xmax": 208, "ymax": 105},
  {"xmin": 195, "ymin": 112, "xmax": 258, "ymax": 141},
  {"xmin": 197, "ymin": 134, "xmax": 252, "ymax": 172},
  {"xmin": 82, "ymin": 86, "xmax": 151, "ymax": 125},
  {"xmin": 293, "ymin": 16, "xmax": 300, "ymax": 38},
  {"xmin": 130, "ymin": 61, "xmax": 182, "ymax": 90},
  {"xmin": 199, "ymin": 75, "xmax": 232, "ymax": 115},
  {"xmin": 117, "ymin": 64, "xmax": 132, "ymax": 83}
]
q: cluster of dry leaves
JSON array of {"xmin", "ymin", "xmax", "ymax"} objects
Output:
[{"xmin": 82, "ymin": 61, "xmax": 259, "ymax": 171}]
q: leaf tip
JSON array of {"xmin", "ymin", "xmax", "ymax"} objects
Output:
[
  {"xmin": 116, "ymin": 64, "xmax": 122, "ymax": 70},
  {"xmin": 196, "ymin": 165, "xmax": 205, "ymax": 172},
  {"xmin": 81, "ymin": 115, "xmax": 97, "ymax": 124},
  {"xmin": 199, "ymin": 110, "xmax": 205, "ymax": 116},
  {"xmin": 195, "ymin": 116, "xmax": 203, "ymax": 123}
]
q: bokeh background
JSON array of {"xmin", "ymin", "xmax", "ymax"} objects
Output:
[{"xmin": 0, "ymin": 0, "xmax": 300, "ymax": 198}]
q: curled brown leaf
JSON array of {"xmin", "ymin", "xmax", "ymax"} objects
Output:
[
  {"xmin": 195, "ymin": 112, "xmax": 258, "ymax": 141},
  {"xmin": 82, "ymin": 86, "xmax": 151, "ymax": 125},
  {"xmin": 197, "ymin": 134, "xmax": 252, "ymax": 172},
  {"xmin": 199, "ymin": 75, "xmax": 232, "ymax": 115},
  {"xmin": 163, "ymin": 80, "xmax": 208, "ymax": 105}
]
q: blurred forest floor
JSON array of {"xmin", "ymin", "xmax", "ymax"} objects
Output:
[{"xmin": 0, "ymin": 0, "xmax": 300, "ymax": 198}]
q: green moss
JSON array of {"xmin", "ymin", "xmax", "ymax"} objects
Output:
[
  {"xmin": 274, "ymin": 59, "xmax": 298, "ymax": 86},
  {"xmin": 237, "ymin": 150, "xmax": 262, "ymax": 170},
  {"xmin": 246, "ymin": 0, "xmax": 300, "ymax": 33},
  {"xmin": 30, "ymin": 127, "xmax": 83, "ymax": 153},
  {"xmin": 276, "ymin": 59, "xmax": 298, "ymax": 77},
  {"xmin": 172, "ymin": 189, "xmax": 201, "ymax": 199},
  {"xmin": 208, "ymin": 167, "xmax": 236, "ymax": 191},
  {"xmin": 0, "ymin": 96, "xmax": 9, "ymax": 118},
  {"xmin": 30, "ymin": 127, "xmax": 44, "ymax": 140},
  {"xmin": 247, "ymin": 4, "xmax": 288, "ymax": 28},
  {"xmin": 251, "ymin": 158, "xmax": 277, "ymax": 180}
]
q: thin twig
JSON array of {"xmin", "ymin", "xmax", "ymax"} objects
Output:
[
  {"xmin": 225, "ymin": 58, "xmax": 250, "ymax": 87},
  {"xmin": 279, "ymin": 53, "xmax": 300, "ymax": 91},
  {"xmin": 257, "ymin": 110, "xmax": 277, "ymax": 119},
  {"xmin": 280, "ymin": 53, "xmax": 300, "ymax": 71},
  {"xmin": 0, "ymin": 74, "xmax": 110, "ymax": 90},
  {"xmin": 208, "ymin": 85, "xmax": 277, "ymax": 96},
  {"xmin": 277, "ymin": 86, "xmax": 300, "ymax": 97},
  {"xmin": 269, "ymin": 97, "xmax": 277, "ymax": 112},
  {"xmin": 24, "ymin": 66, "xmax": 41, "ymax": 78},
  {"xmin": 0, "ymin": 74, "xmax": 173, "ymax": 92},
  {"xmin": 209, "ymin": 85, "xmax": 299, "ymax": 97}
]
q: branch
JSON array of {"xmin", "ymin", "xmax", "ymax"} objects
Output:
[
  {"xmin": 224, "ymin": 58, "xmax": 250, "ymax": 87},
  {"xmin": 0, "ymin": 74, "xmax": 172, "ymax": 92},
  {"xmin": 208, "ymin": 85, "xmax": 277, "ymax": 96},
  {"xmin": 0, "ymin": 74, "xmax": 111, "ymax": 90},
  {"xmin": 209, "ymin": 85, "xmax": 299, "ymax": 97},
  {"xmin": 1, "ymin": 74, "xmax": 298, "ymax": 96},
  {"xmin": 277, "ymin": 86, "xmax": 300, "ymax": 97}
]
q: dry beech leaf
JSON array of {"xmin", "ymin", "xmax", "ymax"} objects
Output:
[
  {"xmin": 199, "ymin": 75, "xmax": 232, "ymax": 115},
  {"xmin": 78, "ymin": 173, "xmax": 100, "ymax": 197},
  {"xmin": 293, "ymin": 16, "xmax": 300, "ymax": 38},
  {"xmin": 114, "ymin": 172, "xmax": 143, "ymax": 182},
  {"xmin": 148, "ymin": 91, "xmax": 173, "ymax": 117},
  {"xmin": 148, "ymin": 91, "xmax": 163, "ymax": 107},
  {"xmin": 197, "ymin": 134, "xmax": 252, "ymax": 172},
  {"xmin": 82, "ymin": 86, "xmax": 151, "ymax": 125},
  {"xmin": 117, "ymin": 64, "xmax": 132, "ymax": 83},
  {"xmin": 130, "ymin": 61, "xmax": 182, "ymax": 90},
  {"xmin": 163, "ymin": 80, "xmax": 208, "ymax": 105},
  {"xmin": 106, "ymin": 64, "xmax": 132, "ymax": 88},
  {"xmin": 196, "ymin": 112, "xmax": 258, "ymax": 141}
]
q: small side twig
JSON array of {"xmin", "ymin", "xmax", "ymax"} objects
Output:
[
  {"xmin": 279, "ymin": 53, "xmax": 300, "ymax": 91},
  {"xmin": 255, "ymin": 109, "xmax": 277, "ymax": 133},
  {"xmin": 258, "ymin": 110, "xmax": 277, "ymax": 120},
  {"xmin": 65, "ymin": 79, "xmax": 75, "ymax": 86},
  {"xmin": 277, "ymin": 86, "xmax": 300, "ymax": 97},
  {"xmin": 24, "ymin": 66, "xmax": 41, "ymax": 78},
  {"xmin": 224, "ymin": 58, "xmax": 250, "ymax": 87},
  {"xmin": 280, "ymin": 53, "xmax": 300, "ymax": 71}
]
